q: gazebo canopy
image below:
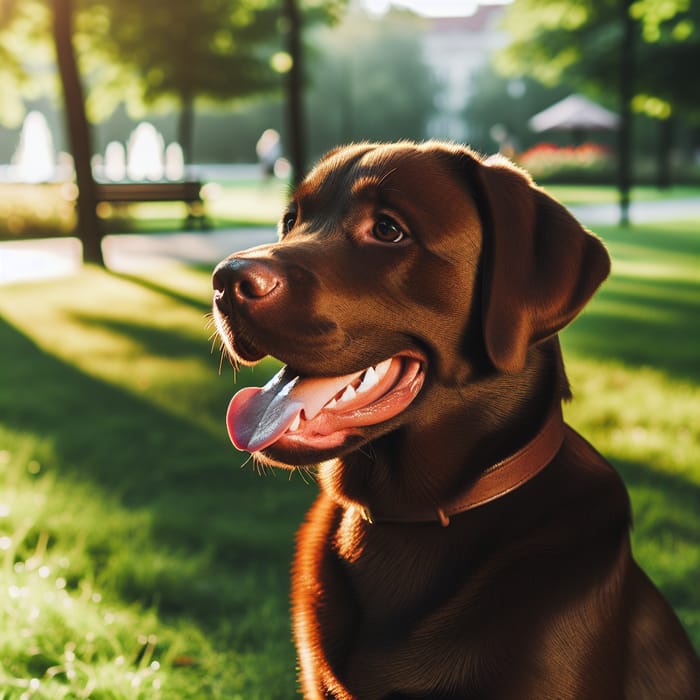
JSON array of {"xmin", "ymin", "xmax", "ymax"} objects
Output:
[{"xmin": 529, "ymin": 94, "xmax": 619, "ymax": 133}]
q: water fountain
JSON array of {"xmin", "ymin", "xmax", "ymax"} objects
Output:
[
  {"xmin": 103, "ymin": 141, "xmax": 126, "ymax": 181},
  {"xmin": 164, "ymin": 142, "xmax": 185, "ymax": 181},
  {"xmin": 126, "ymin": 122, "xmax": 164, "ymax": 181},
  {"xmin": 11, "ymin": 111, "xmax": 56, "ymax": 183},
  {"xmin": 96, "ymin": 122, "xmax": 185, "ymax": 182}
]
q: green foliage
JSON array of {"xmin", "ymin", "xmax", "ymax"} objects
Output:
[
  {"xmin": 0, "ymin": 0, "xmax": 347, "ymax": 129},
  {"xmin": 498, "ymin": 0, "xmax": 700, "ymax": 122},
  {"xmin": 632, "ymin": 0, "xmax": 700, "ymax": 118},
  {"xmin": 0, "ymin": 0, "xmax": 57, "ymax": 127},
  {"xmin": 497, "ymin": 0, "xmax": 617, "ymax": 88},
  {"xmin": 79, "ymin": 0, "xmax": 281, "ymax": 118},
  {"xmin": 0, "ymin": 184, "xmax": 77, "ymax": 238}
]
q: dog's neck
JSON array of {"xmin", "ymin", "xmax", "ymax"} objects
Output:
[
  {"xmin": 360, "ymin": 402, "xmax": 564, "ymax": 526},
  {"xmin": 318, "ymin": 340, "xmax": 568, "ymax": 525}
]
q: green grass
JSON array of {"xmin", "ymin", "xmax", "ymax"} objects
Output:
[
  {"xmin": 0, "ymin": 266, "xmax": 308, "ymax": 697},
  {"xmin": 560, "ymin": 218, "xmax": 700, "ymax": 645},
  {"xmin": 0, "ymin": 217, "xmax": 699, "ymax": 696},
  {"xmin": 545, "ymin": 184, "xmax": 700, "ymax": 206}
]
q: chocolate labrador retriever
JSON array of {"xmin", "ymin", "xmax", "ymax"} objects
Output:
[{"xmin": 212, "ymin": 142, "xmax": 700, "ymax": 699}]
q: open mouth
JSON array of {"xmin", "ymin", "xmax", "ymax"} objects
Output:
[{"xmin": 226, "ymin": 355, "xmax": 425, "ymax": 454}]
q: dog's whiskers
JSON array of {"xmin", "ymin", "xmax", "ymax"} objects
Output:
[
  {"xmin": 250, "ymin": 453, "xmax": 275, "ymax": 477},
  {"xmin": 292, "ymin": 466, "xmax": 317, "ymax": 485},
  {"xmin": 218, "ymin": 348, "xmax": 227, "ymax": 376}
]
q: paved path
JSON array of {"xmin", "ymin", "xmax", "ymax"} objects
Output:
[
  {"xmin": 568, "ymin": 197, "xmax": 700, "ymax": 225},
  {"xmin": 1, "ymin": 198, "xmax": 699, "ymax": 285},
  {"xmin": 0, "ymin": 227, "xmax": 277, "ymax": 285},
  {"xmin": 101, "ymin": 228, "xmax": 277, "ymax": 272}
]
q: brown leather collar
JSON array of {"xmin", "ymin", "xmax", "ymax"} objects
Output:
[{"xmin": 357, "ymin": 403, "xmax": 565, "ymax": 527}]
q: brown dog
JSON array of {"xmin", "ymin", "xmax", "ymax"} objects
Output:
[{"xmin": 212, "ymin": 142, "xmax": 700, "ymax": 699}]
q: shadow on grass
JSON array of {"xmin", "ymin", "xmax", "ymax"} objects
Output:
[
  {"xmin": 615, "ymin": 455, "xmax": 700, "ymax": 577},
  {"xmin": 0, "ymin": 315, "xmax": 313, "ymax": 628},
  {"xmin": 612, "ymin": 456, "xmax": 700, "ymax": 648},
  {"xmin": 67, "ymin": 312, "xmax": 210, "ymax": 360},
  {"xmin": 563, "ymin": 266, "xmax": 700, "ymax": 384},
  {"xmin": 563, "ymin": 222, "xmax": 700, "ymax": 382}
]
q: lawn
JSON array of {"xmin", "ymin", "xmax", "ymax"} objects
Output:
[
  {"xmin": 0, "ymin": 216, "xmax": 698, "ymax": 697},
  {"xmin": 546, "ymin": 183, "xmax": 700, "ymax": 205}
]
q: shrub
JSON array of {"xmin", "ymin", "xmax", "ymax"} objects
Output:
[
  {"xmin": 0, "ymin": 184, "xmax": 76, "ymax": 239},
  {"xmin": 517, "ymin": 142, "xmax": 615, "ymax": 184}
]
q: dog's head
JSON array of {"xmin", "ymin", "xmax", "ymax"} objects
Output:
[{"xmin": 212, "ymin": 142, "xmax": 609, "ymax": 467}]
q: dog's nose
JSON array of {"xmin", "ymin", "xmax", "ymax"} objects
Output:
[{"xmin": 213, "ymin": 258, "xmax": 281, "ymax": 308}]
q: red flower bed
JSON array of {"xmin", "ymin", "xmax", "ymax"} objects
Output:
[{"xmin": 517, "ymin": 143, "xmax": 614, "ymax": 182}]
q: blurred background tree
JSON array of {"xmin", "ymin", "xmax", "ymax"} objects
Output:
[
  {"xmin": 304, "ymin": 7, "xmax": 437, "ymax": 153},
  {"xmin": 54, "ymin": 0, "xmax": 103, "ymax": 262},
  {"xmin": 0, "ymin": 0, "xmax": 52, "ymax": 129},
  {"xmin": 497, "ymin": 0, "xmax": 700, "ymax": 218},
  {"xmin": 80, "ymin": 0, "xmax": 281, "ymax": 165},
  {"xmin": 463, "ymin": 67, "xmax": 571, "ymax": 154}
]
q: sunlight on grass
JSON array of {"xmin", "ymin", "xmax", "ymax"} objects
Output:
[
  {"xmin": 0, "ymin": 444, "xmax": 194, "ymax": 698},
  {"xmin": 204, "ymin": 180, "xmax": 288, "ymax": 227},
  {"xmin": 0, "ymin": 263, "xmax": 280, "ymax": 439},
  {"xmin": 99, "ymin": 180, "xmax": 288, "ymax": 231},
  {"xmin": 564, "ymin": 359, "xmax": 700, "ymax": 484}
]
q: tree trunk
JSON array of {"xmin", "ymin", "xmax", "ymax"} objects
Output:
[
  {"xmin": 617, "ymin": 0, "xmax": 636, "ymax": 227},
  {"xmin": 53, "ymin": 0, "xmax": 104, "ymax": 265},
  {"xmin": 177, "ymin": 94, "xmax": 195, "ymax": 168},
  {"xmin": 656, "ymin": 117, "xmax": 673, "ymax": 189},
  {"xmin": 284, "ymin": 0, "xmax": 305, "ymax": 185}
]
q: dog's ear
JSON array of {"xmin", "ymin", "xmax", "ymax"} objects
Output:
[{"xmin": 471, "ymin": 154, "xmax": 610, "ymax": 373}]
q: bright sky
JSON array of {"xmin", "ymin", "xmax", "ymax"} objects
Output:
[{"xmin": 362, "ymin": 0, "xmax": 507, "ymax": 17}]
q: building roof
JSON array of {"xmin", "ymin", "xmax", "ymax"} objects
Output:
[{"xmin": 426, "ymin": 5, "xmax": 506, "ymax": 34}]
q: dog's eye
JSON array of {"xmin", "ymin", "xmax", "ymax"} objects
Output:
[
  {"xmin": 373, "ymin": 217, "xmax": 407, "ymax": 244},
  {"xmin": 282, "ymin": 211, "xmax": 297, "ymax": 234}
]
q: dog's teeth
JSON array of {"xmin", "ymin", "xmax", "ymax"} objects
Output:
[
  {"xmin": 339, "ymin": 385, "xmax": 356, "ymax": 404},
  {"xmin": 325, "ymin": 398, "xmax": 337, "ymax": 409},
  {"xmin": 289, "ymin": 412, "xmax": 301, "ymax": 432},
  {"xmin": 357, "ymin": 366, "xmax": 379, "ymax": 393},
  {"xmin": 374, "ymin": 359, "xmax": 392, "ymax": 379}
]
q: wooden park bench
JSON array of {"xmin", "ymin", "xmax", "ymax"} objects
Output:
[{"xmin": 94, "ymin": 181, "xmax": 208, "ymax": 228}]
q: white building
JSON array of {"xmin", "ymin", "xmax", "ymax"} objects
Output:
[{"xmin": 422, "ymin": 5, "xmax": 508, "ymax": 141}]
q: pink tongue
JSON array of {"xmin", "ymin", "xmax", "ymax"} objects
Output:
[{"xmin": 226, "ymin": 366, "xmax": 364, "ymax": 452}]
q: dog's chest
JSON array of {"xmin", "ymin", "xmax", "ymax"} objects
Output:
[{"xmin": 333, "ymin": 509, "xmax": 469, "ymax": 621}]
